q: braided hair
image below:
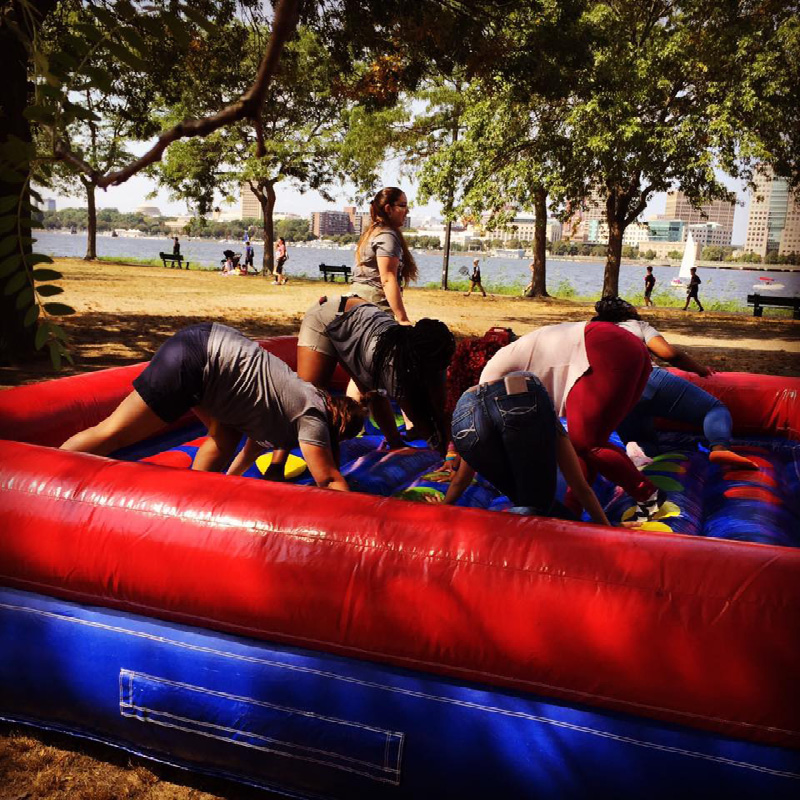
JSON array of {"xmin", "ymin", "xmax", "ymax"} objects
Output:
[
  {"xmin": 592, "ymin": 295, "xmax": 640, "ymax": 323},
  {"xmin": 371, "ymin": 318, "xmax": 455, "ymax": 452}
]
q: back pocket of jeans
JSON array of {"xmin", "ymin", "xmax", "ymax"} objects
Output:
[{"xmin": 494, "ymin": 394, "xmax": 537, "ymax": 430}]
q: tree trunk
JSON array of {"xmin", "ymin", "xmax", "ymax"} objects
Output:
[
  {"xmin": 526, "ymin": 186, "xmax": 549, "ymax": 297},
  {"xmin": 84, "ymin": 180, "xmax": 97, "ymax": 260},
  {"xmin": 259, "ymin": 181, "xmax": 276, "ymax": 277},
  {"xmin": 602, "ymin": 191, "xmax": 624, "ymax": 297}
]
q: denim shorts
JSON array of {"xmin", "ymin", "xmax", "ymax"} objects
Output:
[{"xmin": 132, "ymin": 323, "xmax": 212, "ymax": 423}]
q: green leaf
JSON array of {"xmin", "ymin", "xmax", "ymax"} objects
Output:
[
  {"xmin": 48, "ymin": 340, "xmax": 62, "ymax": 370},
  {"xmin": 0, "ymin": 196, "xmax": 20, "ymax": 213},
  {"xmin": 0, "ymin": 215, "xmax": 17, "ymax": 234},
  {"xmin": 117, "ymin": 25, "xmax": 147, "ymax": 53},
  {"xmin": 23, "ymin": 105, "xmax": 56, "ymax": 124},
  {"xmin": 181, "ymin": 6, "xmax": 218, "ymax": 35},
  {"xmin": 15, "ymin": 286, "xmax": 34, "ymax": 309},
  {"xmin": 105, "ymin": 40, "xmax": 148, "ymax": 71},
  {"xmin": 24, "ymin": 304, "xmax": 40, "ymax": 327},
  {"xmin": 35, "ymin": 320, "xmax": 50, "ymax": 349},
  {"xmin": 48, "ymin": 323, "xmax": 69, "ymax": 341},
  {"xmin": 43, "ymin": 302, "xmax": 75, "ymax": 316},
  {"xmin": 82, "ymin": 67, "xmax": 115, "ymax": 94},
  {"xmin": 32, "ymin": 268, "xmax": 63, "ymax": 281},
  {"xmin": 163, "ymin": 13, "xmax": 192, "ymax": 48},
  {"xmin": 26, "ymin": 254, "xmax": 54, "ymax": 266},
  {"xmin": 29, "ymin": 187, "xmax": 43, "ymax": 203},
  {"xmin": 0, "ymin": 237, "xmax": 20, "ymax": 258},
  {"xmin": 64, "ymin": 105, "xmax": 101, "ymax": 123},
  {"xmin": 0, "ymin": 254, "xmax": 22, "ymax": 277},
  {"xmin": 36, "ymin": 284, "xmax": 63, "ymax": 297},
  {"xmin": 74, "ymin": 22, "xmax": 104, "ymax": 43},
  {"xmin": 3, "ymin": 270, "xmax": 28, "ymax": 296}
]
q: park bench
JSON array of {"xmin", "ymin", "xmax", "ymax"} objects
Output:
[
  {"xmin": 746, "ymin": 293, "xmax": 800, "ymax": 320},
  {"xmin": 319, "ymin": 263, "xmax": 351, "ymax": 282},
  {"xmin": 159, "ymin": 252, "xmax": 190, "ymax": 270}
]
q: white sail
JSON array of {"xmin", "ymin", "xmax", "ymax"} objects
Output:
[{"xmin": 678, "ymin": 231, "xmax": 697, "ymax": 280}]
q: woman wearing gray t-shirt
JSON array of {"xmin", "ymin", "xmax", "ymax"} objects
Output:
[
  {"xmin": 60, "ymin": 323, "xmax": 366, "ymax": 491},
  {"xmin": 352, "ymin": 187, "xmax": 418, "ymax": 324}
]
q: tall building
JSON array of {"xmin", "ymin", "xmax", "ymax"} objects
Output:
[
  {"xmin": 344, "ymin": 206, "xmax": 372, "ymax": 236},
  {"xmin": 311, "ymin": 211, "xmax": 351, "ymax": 237},
  {"xmin": 664, "ymin": 190, "xmax": 736, "ymax": 232},
  {"xmin": 564, "ymin": 190, "xmax": 606, "ymax": 242},
  {"xmin": 745, "ymin": 170, "xmax": 800, "ymax": 257},
  {"xmin": 240, "ymin": 184, "xmax": 262, "ymax": 220}
]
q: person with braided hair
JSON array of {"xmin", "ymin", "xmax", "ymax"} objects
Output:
[
  {"xmin": 293, "ymin": 295, "xmax": 455, "ymax": 455},
  {"xmin": 352, "ymin": 187, "xmax": 417, "ymax": 323},
  {"xmin": 61, "ymin": 323, "xmax": 367, "ymax": 491}
]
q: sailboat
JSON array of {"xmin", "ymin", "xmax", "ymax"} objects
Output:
[{"xmin": 671, "ymin": 231, "xmax": 697, "ymax": 289}]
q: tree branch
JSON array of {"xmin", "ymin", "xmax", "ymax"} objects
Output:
[{"xmin": 54, "ymin": 0, "xmax": 301, "ymax": 186}]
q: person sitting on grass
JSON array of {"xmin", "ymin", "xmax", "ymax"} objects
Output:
[{"xmin": 61, "ymin": 323, "xmax": 367, "ymax": 491}]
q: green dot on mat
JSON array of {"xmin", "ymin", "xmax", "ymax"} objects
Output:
[
  {"xmin": 394, "ymin": 486, "xmax": 444, "ymax": 502},
  {"xmin": 649, "ymin": 453, "xmax": 688, "ymax": 463},
  {"xmin": 643, "ymin": 461, "xmax": 685, "ymax": 474},
  {"xmin": 648, "ymin": 475, "xmax": 685, "ymax": 492}
]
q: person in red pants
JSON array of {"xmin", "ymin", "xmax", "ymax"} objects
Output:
[{"xmin": 479, "ymin": 320, "xmax": 663, "ymax": 522}]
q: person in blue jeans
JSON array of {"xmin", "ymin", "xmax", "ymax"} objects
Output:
[
  {"xmin": 592, "ymin": 297, "xmax": 757, "ymax": 469},
  {"xmin": 442, "ymin": 372, "xmax": 610, "ymax": 525}
]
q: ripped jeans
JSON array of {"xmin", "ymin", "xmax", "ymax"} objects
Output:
[{"xmin": 450, "ymin": 372, "xmax": 559, "ymax": 515}]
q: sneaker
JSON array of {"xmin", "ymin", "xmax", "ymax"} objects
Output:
[{"xmin": 631, "ymin": 488, "xmax": 667, "ymax": 524}]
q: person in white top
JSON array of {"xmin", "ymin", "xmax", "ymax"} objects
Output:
[{"xmin": 478, "ymin": 318, "xmax": 664, "ymax": 523}]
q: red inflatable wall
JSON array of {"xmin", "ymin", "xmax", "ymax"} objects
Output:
[{"xmin": 0, "ymin": 341, "xmax": 798, "ymax": 750}]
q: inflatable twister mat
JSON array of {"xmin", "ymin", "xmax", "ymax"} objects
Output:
[
  {"xmin": 1, "ymin": 339, "xmax": 798, "ymax": 798},
  {"xmin": 127, "ymin": 416, "xmax": 800, "ymax": 548}
]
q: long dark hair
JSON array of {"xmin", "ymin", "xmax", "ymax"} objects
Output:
[
  {"xmin": 371, "ymin": 318, "xmax": 455, "ymax": 452},
  {"xmin": 324, "ymin": 393, "xmax": 367, "ymax": 464},
  {"xmin": 592, "ymin": 295, "xmax": 640, "ymax": 323},
  {"xmin": 356, "ymin": 187, "xmax": 418, "ymax": 284}
]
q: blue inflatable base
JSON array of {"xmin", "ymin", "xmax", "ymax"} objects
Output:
[{"xmin": 1, "ymin": 587, "xmax": 797, "ymax": 799}]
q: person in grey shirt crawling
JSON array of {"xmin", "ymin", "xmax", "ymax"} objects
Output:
[{"xmin": 61, "ymin": 323, "xmax": 367, "ymax": 492}]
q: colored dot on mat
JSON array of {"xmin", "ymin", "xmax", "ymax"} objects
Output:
[
  {"xmin": 723, "ymin": 486, "xmax": 781, "ymax": 505},
  {"xmin": 723, "ymin": 470, "xmax": 777, "ymax": 487},
  {"xmin": 638, "ymin": 521, "xmax": 673, "ymax": 533},
  {"xmin": 394, "ymin": 486, "xmax": 444, "ymax": 503},
  {"xmin": 141, "ymin": 451, "xmax": 193, "ymax": 469},
  {"xmin": 648, "ymin": 475, "xmax": 685, "ymax": 492},
  {"xmin": 255, "ymin": 452, "xmax": 308, "ymax": 480},
  {"xmin": 643, "ymin": 461, "xmax": 685, "ymax": 475}
]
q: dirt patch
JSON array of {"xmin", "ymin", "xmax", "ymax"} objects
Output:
[
  {"xmin": 0, "ymin": 258, "xmax": 798, "ymax": 798},
  {"xmin": 2, "ymin": 258, "xmax": 798, "ymax": 388}
]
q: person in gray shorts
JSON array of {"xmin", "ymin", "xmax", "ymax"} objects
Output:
[
  {"xmin": 61, "ymin": 323, "xmax": 366, "ymax": 491},
  {"xmin": 295, "ymin": 295, "xmax": 455, "ymax": 454}
]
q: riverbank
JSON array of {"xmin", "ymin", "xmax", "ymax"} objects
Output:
[{"xmin": 1, "ymin": 257, "xmax": 797, "ymax": 389}]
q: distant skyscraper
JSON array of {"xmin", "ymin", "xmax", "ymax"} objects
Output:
[
  {"xmin": 564, "ymin": 190, "xmax": 606, "ymax": 242},
  {"xmin": 45, "ymin": 199, "xmax": 56, "ymax": 212},
  {"xmin": 240, "ymin": 184, "xmax": 262, "ymax": 220},
  {"xmin": 745, "ymin": 170, "xmax": 800, "ymax": 257},
  {"xmin": 663, "ymin": 190, "xmax": 734, "ymax": 245},
  {"xmin": 311, "ymin": 211, "xmax": 351, "ymax": 236}
]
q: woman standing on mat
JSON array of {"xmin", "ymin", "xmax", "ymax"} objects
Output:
[
  {"xmin": 61, "ymin": 323, "xmax": 366, "ymax": 490},
  {"xmin": 591, "ymin": 297, "xmax": 756, "ymax": 469},
  {"xmin": 477, "ymin": 319, "xmax": 663, "ymax": 523},
  {"xmin": 351, "ymin": 187, "xmax": 417, "ymax": 324},
  {"xmin": 443, "ymin": 372, "xmax": 610, "ymax": 525}
]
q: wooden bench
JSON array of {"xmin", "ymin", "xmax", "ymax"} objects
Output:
[
  {"xmin": 319, "ymin": 263, "xmax": 351, "ymax": 282},
  {"xmin": 747, "ymin": 293, "xmax": 800, "ymax": 319},
  {"xmin": 159, "ymin": 252, "xmax": 190, "ymax": 270}
]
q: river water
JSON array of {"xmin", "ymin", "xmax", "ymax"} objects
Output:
[{"xmin": 34, "ymin": 230, "xmax": 799, "ymax": 304}]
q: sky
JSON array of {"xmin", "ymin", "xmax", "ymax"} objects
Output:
[{"xmin": 42, "ymin": 144, "xmax": 753, "ymax": 245}]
